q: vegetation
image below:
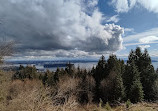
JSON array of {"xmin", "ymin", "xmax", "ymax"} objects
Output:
[
  {"xmin": 0, "ymin": 41, "xmax": 13, "ymax": 63},
  {"xmin": 0, "ymin": 47, "xmax": 158, "ymax": 110}
]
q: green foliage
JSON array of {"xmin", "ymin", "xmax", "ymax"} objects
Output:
[
  {"xmin": 107, "ymin": 54, "xmax": 121, "ymax": 73},
  {"xmin": 93, "ymin": 55, "xmax": 107, "ymax": 84},
  {"xmin": 99, "ymin": 55, "xmax": 125, "ymax": 103},
  {"xmin": 126, "ymin": 47, "xmax": 157, "ymax": 101},
  {"xmin": 12, "ymin": 65, "xmax": 38, "ymax": 80},
  {"xmin": 99, "ymin": 98, "xmax": 103, "ymax": 108},
  {"xmin": 126, "ymin": 99, "xmax": 131, "ymax": 108},
  {"xmin": 11, "ymin": 47, "xmax": 158, "ymax": 104},
  {"xmin": 113, "ymin": 73, "xmax": 125, "ymax": 101},
  {"xmin": 104, "ymin": 102, "xmax": 111, "ymax": 110},
  {"xmin": 123, "ymin": 60, "xmax": 144, "ymax": 103},
  {"xmin": 93, "ymin": 55, "xmax": 108, "ymax": 102},
  {"xmin": 130, "ymin": 80, "xmax": 144, "ymax": 103}
]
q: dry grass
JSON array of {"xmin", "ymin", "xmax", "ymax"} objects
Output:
[{"xmin": 0, "ymin": 71, "xmax": 13, "ymax": 111}]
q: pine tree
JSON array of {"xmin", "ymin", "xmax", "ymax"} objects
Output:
[
  {"xmin": 42, "ymin": 73, "xmax": 48, "ymax": 86},
  {"xmin": 54, "ymin": 67, "xmax": 60, "ymax": 83},
  {"xmin": 140, "ymin": 49, "xmax": 157, "ymax": 100},
  {"xmin": 99, "ymin": 55, "xmax": 125, "ymax": 102},
  {"xmin": 93, "ymin": 55, "xmax": 107, "ymax": 86},
  {"xmin": 124, "ymin": 60, "xmax": 144, "ymax": 102},
  {"xmin": 126, "ymin": 47, "xmax": 157, "ymax": 101},
  {"xmin": 107, "ymin": 54, "xmax": 121, "ymax": 73},
  {"xmin": 130, "ymin": 79, "xmax": 144, "ymax": 103},
  {"xmin": 113, "ymin": 73, "xmax": 125, "ymax": 101},
  {"xmin": 141, "ymin": 65, "xmax": 157, "ymax": 100},
  {"xmin": 93, "ymin": 55, "xmax": 107, "ymax": 102},
  {"xmin": 127, "ymin": 49, "xmax": 135, "ymax": 65}
]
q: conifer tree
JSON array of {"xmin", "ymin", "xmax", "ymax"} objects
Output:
[
  {"xmin": 130, "ymin": 79, "xmax": 144, "ymax": 103},
  {"xmin": 107, "ymin": 55, "xmax": 124, "ymax": 102},
  {"xmin": 99, "ymin": 55, "xmax": 125, "ymax": 102},
  {"xmin": 107, "ymin": 54, "xmax": 120, "ymax": 73},
  {"xmin": 93, "ymin": 55, "xmax": 107, "ymax": 102},
  {"xmin": 42, "ymin": 73, "xmax": 48, "ymax": 86},
  {"xmin": 140, "ymin": 49, "xmax": 157, "ymax": 100},
  {"xmin": 141, "ymin": 64, "xmax": 157, "ymax": 100},
  {"xmin": 54, "ymin": 67, "xmax": 60, "ymax": 83},
  {"xmin": 126, "ymin": 47, "xmax": 157, "ymax": 101},
  {"xmin": 93, "ymin": 55, "xmax": 107, "ymax": 84},
  {"xmin": 113, "ymin": 73, "xmax": 125, "ymax": 101},
  {"xmin": 124, "ymin": 60, "xmax": 144, "ymax": 102}
]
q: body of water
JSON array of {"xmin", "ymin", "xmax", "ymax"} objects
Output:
[{"xmin": 4, "ymin": 60, "xmax": 158, "ymax": 72}]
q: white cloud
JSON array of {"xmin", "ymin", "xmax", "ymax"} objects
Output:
[
  {"xmin": 124, "ymin": 28, "xmax": 158, "ymax": 43},
  {"xmin": 111, "ymin": 0, "xmax": 158, "ymax": 13},
  {"xmin": 139, "ymin": 36, "xmax": 158, "ymax": 43},
  {"xmin": 124, "ymin": 28, "xmax": 134, "ymax": 32},
  {"xmin": 111, "ymin": 0, "xmax": 129, "ymax": 12},
  {"xmin": 138, "ymin": 45, "xmax": 150, "ymax": 50},
  {"xmin": 123, "ymin": 28, "xmax": 158, "ymax": 47},
  {"xmin": 107, "ymin": 15, "xmax": 120, "ymax": 23},
  {"xmin": 138, "ymin": 0, "xmax": 158, "ymax": 13}
]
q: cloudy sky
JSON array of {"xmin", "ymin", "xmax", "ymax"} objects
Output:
[{"xmin": 0, "ymin": 0, "xmax": 158, "ymax": 60}]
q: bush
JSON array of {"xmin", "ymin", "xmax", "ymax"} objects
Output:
[
  {"xmin": 126, "ymin": 99, "xmax": 131, "ymax": 108},
  {"xmin": 104, "ymin": 102, "xmax": 111, "ymax": 110}
]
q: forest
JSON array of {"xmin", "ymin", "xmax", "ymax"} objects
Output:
[
  {"xmin": 0, "ymin": 47, "xmax": 158, "ymax": 110},
  {"xmin": 0, "ymin": 47, "xmax": 153, "ymax": 110}
]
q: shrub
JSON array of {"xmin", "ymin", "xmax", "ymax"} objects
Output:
[{"xmin": 126, "ymin": 99, "xmax": 131, "ymax": 108}]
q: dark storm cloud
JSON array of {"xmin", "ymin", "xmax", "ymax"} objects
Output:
[{"xmin": 0, "ymin": 0, "xmax": 124, "ymax": 57}]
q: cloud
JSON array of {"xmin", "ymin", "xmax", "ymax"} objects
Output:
[
  {"xmin": 138, "ymin": 45, "xmax": 150, "ymax": 50},
  {"xmin": 139, "ymin": 36, "xmax": 158, "ymax": 43},
  {"xmin": 124, "ymin": 28, "xmax": 134, "ymax": 32},
  {"xmin": 107, "ymin": 15, "xmax": 120, "ymax": 23},
  {"xmin": 123, "ymin": 28, "xmax": 158, "ymax": 47},
  {"xmin": 111, "ymin": 0, "xmax": 130, "ymax": 13},
  {"xmin": 111, "ymin": 0, "xmax": 158, "ymax": 13},
  {"xmin": 123, "ymin": 28, "xmax": 158, "ymax": 43},
  {"xmin": 0, "ymin": 0, "xmax": 124, "ymax": 58}
]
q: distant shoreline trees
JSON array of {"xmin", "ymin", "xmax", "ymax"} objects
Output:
[{"xmin": 12, "ymin": 47, "xmax": 158, "ymax": 104}]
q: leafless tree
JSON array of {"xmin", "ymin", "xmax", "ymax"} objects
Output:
[{"xmin": 0, "ymin": 41, "xmax": 14, "ymax": 63}]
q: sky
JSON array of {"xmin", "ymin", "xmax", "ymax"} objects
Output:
[{"xmin": 0, "ymin": 0, "xmax": 158, "ymax": 60}]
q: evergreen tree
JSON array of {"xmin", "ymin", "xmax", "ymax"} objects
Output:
[
  {"xmin": 107, "ymin": 54, "xmax": 121, "ymax": 73},
  {"xmin": 19, "ymin": 65, "xmax": 24, "ymax": 70},
  {"xmin": 54, "ymin": 67, "xmax": 60, "ymax": 83},
  {"xmin": 126, "ymin": 47, "xmax": 157, "ymax": 101},
  {"xmin": 100, "ymin": 70, "xmax": 125, "ymax": 102},
  {"xmin": 127, "ymin": 49, "xmax": 135, "ymax": 65},
  {"xmin": 65, "ymin": 62, "xmax": 74, "ymax": 76},
  {"xmin": 141, "ymin": 65, "xmax": 157, "ymax": 100},
  {"xmin": 93, "ymin": 55, "xmax": 107, "ymax": 85},
  {"xmin": 130, "ymin": 79, "xmax": 144, "ymax": 103},
  {"xmin": 113, "ymin": 73, "xmax": 125, "ymax": 101},
  {"xmin": 45, "ymin": 70, "xmax": 55, "ymax": 86},
  {"xmin": 42, "ymin": 73, "xmax": 48, "ymax": 86},
  {"xmin": 99, "ymin": 55, "xmax": 125, "ymax": 102},
  {"xmin": 93, "ymin": 55, "xmax": 107, "ymax": 102},
  {"xmin": 123, "ymin": 60, "xmax": 144, "ymax": 102},
  {"xmin": 140, "ymin": 49, "xmax": 157, "ymax": 100}
]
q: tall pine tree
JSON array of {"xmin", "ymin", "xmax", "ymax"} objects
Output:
[{"xmin": 123, "ymin": 60, "xmax": 144, "ymax": 103}]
